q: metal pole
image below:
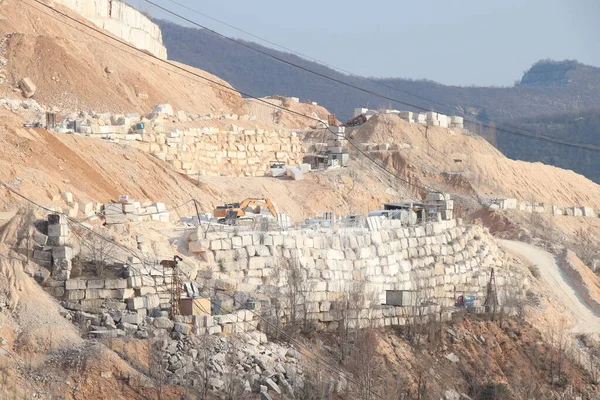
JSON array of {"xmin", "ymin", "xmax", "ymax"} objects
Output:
[{"xmin": 193, "ymin": 199, "xmax": 202, "ymax": 228}]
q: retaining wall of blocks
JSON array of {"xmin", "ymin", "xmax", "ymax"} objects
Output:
[
  {"xmin": 491, "ymin": 198, "xmax": 599, "ymax": 218},
  {"xmin": 86, "ymin": 126, "xmax": 305, "ymax": 177},
  {"xmin": 189, "ymin": 219, "xmax": 528, "ymax": 330}
]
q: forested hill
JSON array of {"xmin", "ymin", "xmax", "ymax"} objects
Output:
[{"xmin": 499, "ymin": 108, "xmax": 600, "ymax": 184}]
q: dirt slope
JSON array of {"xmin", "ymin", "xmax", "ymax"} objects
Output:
[
  {"xmin": 500, "ymin": 240, "xmax": 600, "ymax": 333},
  {"xmin": 0, "ymin": 109, "xmax": 398, "ymax": 221},
  {"xmin": 349, "ymin": 114, "xmax": 600, "ymax": 209},
  {"xmin": 0, "ymin": 0, "xmax": 243, "ymax": 114}
]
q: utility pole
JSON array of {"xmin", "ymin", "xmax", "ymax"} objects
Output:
[{"xmin": 193, "ymin": 199, "xmax": 202, "ymax": 227}]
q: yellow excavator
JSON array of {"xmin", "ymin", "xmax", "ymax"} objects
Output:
[{"xmin": 213, "ymin": 198, "xmax": 278, "ymax": 224}]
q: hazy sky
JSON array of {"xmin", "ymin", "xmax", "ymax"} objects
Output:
[{"xmin": 128, "ymin": 0, "xmax": 600, "ymax": 87}]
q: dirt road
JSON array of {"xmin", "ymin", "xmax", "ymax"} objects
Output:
[{"xmin": 500, "ymin": 240, "xmax": 600, "ymax": 333}]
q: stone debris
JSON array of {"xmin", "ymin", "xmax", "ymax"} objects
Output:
[
  {"xmin": 445, "ymin": 353, "xmax": 459, "ymax": 363},
  {"xmin": 19, "ymin": 77, "xmax": 36, "ymax": 98},
  {"xmin": 149, "ymin": 332, "xmax": 307, "ymax": 396}
]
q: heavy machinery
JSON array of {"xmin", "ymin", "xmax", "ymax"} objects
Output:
[{"xmin": 213, "ymin": 198, "xmax": 278, "ymax": 225}]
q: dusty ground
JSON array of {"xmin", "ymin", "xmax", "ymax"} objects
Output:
[
  {"xmin": 0, "ymin": 0, "xmax": 242, "ymax": 115},
  {"xmin": 501, "ymin": 240, "xmax": 600, "ymax": 334}
]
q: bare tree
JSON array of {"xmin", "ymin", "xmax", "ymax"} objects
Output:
[
  {"xmin": 193, "ymin": 333, "xmax": 215, "ymax": 399},
  {"xmin": 148, "ymin": 338, "xmax": 166, "ymax": 400},
  {"xmin": 402, "ymin": 272, "xmax": 434, "ymax": 345},
  {"xmin": 72, "ymin": 229, "xmax": 118, "ymax": 277},
  {"xmin": 346, "ymin": 328, "xmax": 379, "ymax": 400},
  {"xmin": 280, "ymin": 255, "xmax": 314, "ymax": 338},
  {"xmin": 337, "ymin": 281, "xmax": 366, "ymax": 362},
  {"xmin": 574, "ymin": 227, "xmax": 597, "ymax": 267},
  {"xmin": 295, "ymin": 364, "xmax": 332, "ymax": 400},
  {"xmin": 223, "ymin": 339, "xmax": 250, "ymax": 400},
  {"xmin": 555, "ymin": 317, "xmax": 569, "ymax": 387}
]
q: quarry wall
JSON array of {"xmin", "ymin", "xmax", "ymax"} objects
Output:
[
  {"xmin": 96, "ymin": 126, "xmax": 305, "ymax": 177},
  {"xmin": 52, "ymin": 0, "xmax": 167, "ymax": 59}
]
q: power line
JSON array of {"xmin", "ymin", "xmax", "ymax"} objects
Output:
[
  {"xmin": 19, "ymin": 0, "xmax": 441, "ymax": 194},
  {"xmin": 19, "ymin": 0, "xmax": 600, "ymax": 203},
  {"xmin": 144, "ymin": 0, "xmax": 600, "ymax": 153},
  {"xmin": 159, "ymin": 0, "xmax": 458, "ymax": 114},
  {"xmin": 144, "ymin": 0, "xmax": 435, "ymax": 113},
  {"xmin": 0, "ymin": 181, "xmax": 380, "ymax": 397}
]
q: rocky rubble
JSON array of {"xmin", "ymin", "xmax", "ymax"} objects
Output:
[
  {"xmin": 151, "ymin": 331, "xmax": 310, "ymax": 397},
  {"xmin": 69, "ymin": 305, "xmax": 325, "ymax": 397}
]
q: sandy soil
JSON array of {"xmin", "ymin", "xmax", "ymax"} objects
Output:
[{"xmin": 0, "ymin": 0, "xmax": 242, "ymax": 114}]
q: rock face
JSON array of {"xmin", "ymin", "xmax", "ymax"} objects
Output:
[
  {"xmin": 19, "ymin": 77, "xmax": 36, "ymax": 98},
  {"xmin": 52, "ymin": 0, "xmax": 167, "ymax": 59}
]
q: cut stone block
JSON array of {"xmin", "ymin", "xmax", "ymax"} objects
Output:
[
  {"xmin": 105, "ymin": 279, "xmax": 128, "ymax": 289},
  {"xmin": 52, "ymin": 246, "xmax": 73, "ymax": 260},
  {"xmin": 47, "ymin": 224, "xmax": 69, "ymax": 237},
  {"xmin": 65, "ymin": 280, "xmax": 87, "ymax": 290},
  {"xmin": 145, "ymin": 294, "xmax": 160, "ymax": 309},
  {"xmin": 87, "ymin": 279, "xmax": 105, "ymax": 289},
  {"xmin": 117, "ymin": 288, "xmax": 135, "ymax": 299},
  {"xmin": 61, "ymin": 192, "xmax": 74, "ymax": 203},
  {"xmin": 127, "ymin": 297, "xmax": 145, "ymax": 310}
]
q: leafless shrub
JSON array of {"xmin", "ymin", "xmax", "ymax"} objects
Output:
[
  {"xmin": 345, "ymin": 328, "xmax": 379, "ymax": 400},
  {"xmin": 574, "ymin": 227, "xmax": 597, "ymax": 267}
]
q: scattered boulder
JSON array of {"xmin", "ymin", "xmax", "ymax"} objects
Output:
[
  {"xmin": 19, "ymin": 77, "xmax": 36, "ymax": 98},
  {"xmin": 150, "ymin": 104, "xmax": 174, "ymax": 118},
  {"xmin": 264, "ymin": 378, "xmax": 281, "ymax": 395},
  {"xmin": 444, "ymin": 389, "xmax": 461, "ymax": 400},
  {"xmin": 153, "ymin": 317, "xmax": 174, "ymax": 330},
  {"xmin": 176, "ymin": 109, "xmax": 188, "ymax": 122},
  {"xmin": 173, "ymin": 322, "xmax": 190, "ymax": 335},
  {"xmin": 445, "ymin": 353, "xmax": 459, "ymax": 363},
  {"xmin": 208, "ymin": 377, "xmax": 224, "ymax": 390}
]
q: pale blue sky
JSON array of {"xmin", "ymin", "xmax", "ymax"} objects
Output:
[{"xmin": 129, "ymin": 0, "xmax": 600, "ymax": 86}]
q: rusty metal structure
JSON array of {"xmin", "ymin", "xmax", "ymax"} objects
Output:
[{"xmin": 160, "ymin": 255, "xmax": 183, "ymax": 317}]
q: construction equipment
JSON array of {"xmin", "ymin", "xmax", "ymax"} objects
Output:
[
  {"xmin": 213, "ymin": 198, "xmax": 277, "ymax": 224},
  {"xmin": 161, "ymin": 255, "xmax": 183, "ymax": 317},
  {"xmin": 455, "ymin": 295, "xmax": 477, "ymax": 308}
]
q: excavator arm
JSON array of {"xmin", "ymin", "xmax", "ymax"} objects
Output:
[{"xmin": 214, "ymin": 198, "xmax": 278, "ymax": 220}]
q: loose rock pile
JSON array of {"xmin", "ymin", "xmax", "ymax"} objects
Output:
[
  {"xmin": 151, "ymin": 330, "xmax": 310, "ymax": 397},
  {"xmin": 69, "ymin": 307, "xmax": 324, "ymax": 398}
]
